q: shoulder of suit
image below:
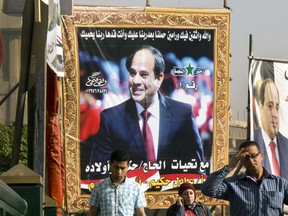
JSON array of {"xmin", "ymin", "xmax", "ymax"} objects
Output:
[
  {"xmin": 163, "ymin": 96, "xmax": 192, "ymax": 108},
  {"xmin": 101, "ymin": 100, "xmax": 129, "ymax": 114},
  {"xmin": 277, "ymin": 132, "xmax": 288, "ymax": 142}
]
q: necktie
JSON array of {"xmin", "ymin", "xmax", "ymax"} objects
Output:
[
  {"xmin": 141, "ymin": 110, "xmax": 156, "ymax": 162},
  {"xmin": 269, "ymin": 141, "xmax": 280, "ymax": 176}
]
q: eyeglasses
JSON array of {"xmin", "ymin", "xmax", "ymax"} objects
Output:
[{"xmin": 244, "ymin": 152, "xmax": 261, "ymax": 159}]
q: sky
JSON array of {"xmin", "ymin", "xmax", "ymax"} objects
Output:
[{"xmin": 74, "ymin": 0, "xmax": 288, "ymax": 121}]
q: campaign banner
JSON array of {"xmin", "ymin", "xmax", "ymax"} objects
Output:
[
  {"xmin": 46, "ymin": 0, "xmax": 65, "ymax": 77},
  {"xmin": 249, "ymin": 59, "xmax": 288, "ymax": 179},
  {"xmin": 61, "ymin": 7, "xmax": 230, "ymax": 212},
  {"xmin": 78, "ymin": 27, "xmax": 213, "ymax": 193}
]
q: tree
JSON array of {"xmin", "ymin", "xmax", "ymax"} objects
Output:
[{"xmin": 0, "ymin": 122, "xmax": 28, "ymax": 173}]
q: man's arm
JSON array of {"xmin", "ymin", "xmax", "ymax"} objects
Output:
[
  {"xmin": 201, "ymin": 166, "xmax": 230, "ymax": 198},
  {"xmin": 135, "ymin": 206, "xmax": 146, "ymax": 216},
  {"xmin": 134, "ymin": 183, "xmax": 147, "ymax": 216},
  {"xmin": 89, "ymin": 206, "xmax": 98, "ymax": 216},
  {"xmin": 201, "ymin": 148, "xmax": 245, "ymax": 198}
]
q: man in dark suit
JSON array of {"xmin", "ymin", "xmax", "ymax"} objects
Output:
[
  {"xmin": 81, "ymin": 45, "xmax": 205, "ymax": 181},
  {"xmin": 254, "ymin": 78, "xmax": 288, "ymax": 180}
]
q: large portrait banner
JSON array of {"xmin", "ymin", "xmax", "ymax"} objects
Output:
[
  {"xmin": 61, "ymin": 7, "xmax": 230, "ymax": 212},
  {"xmin": 249, "ymin": 59, "xmax": 288, "ymax": 179}
]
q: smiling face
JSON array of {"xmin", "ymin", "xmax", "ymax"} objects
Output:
[
  {"xmin": 259, "ymin": 81, "xmax": 279, "ymax": 139},
  {"xmin": 128, "ymin": 49, "xmax": 164, "ymax": 108}
]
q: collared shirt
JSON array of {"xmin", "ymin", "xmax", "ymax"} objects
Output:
[
  {"xmin": 136, "ymin": 93, "xmax": 160, "ymax": 158},
  {"xmin": 201, "ymin": 166, "xmax": 288, "ymax": 216},
  {"xmin": 89, "ymin": 177, "xmax": 147, "ymax": 216},
  {"xmin": 261, "ymin": 128, "xmax": 280, "ymax": 174}
]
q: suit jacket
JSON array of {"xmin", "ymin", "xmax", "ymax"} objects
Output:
[
  {"xmin": 254, "ymin": 128, "xmax": 288, "ymax": 180},
  {"xmin": 81, "ymin": 93, "xmax": 204, "ymax": 179}
]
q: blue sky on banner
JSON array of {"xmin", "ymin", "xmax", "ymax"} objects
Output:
[{"xmin": 75, "ymin": 0, "xmax": 288, "ymax": 121}]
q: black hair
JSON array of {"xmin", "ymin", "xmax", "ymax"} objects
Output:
[
  {"xmin": 110, "ymin": 150, "xmax": 130, "ymax": 163},
  {"xmin": 125, "ymin": 45, "xmax": 165, "ymax": 78},
  {"xmin": 259, "ymin": 78, "xmax": 279, "ymax": 106},
  {"xmin": 239, "ymin": 140, "xmax": 260, "ymax": 151}
]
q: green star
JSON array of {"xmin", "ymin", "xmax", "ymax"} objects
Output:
[{"xmin": 185, "ymin": 63, "xmax": 194, "ymax": 75}]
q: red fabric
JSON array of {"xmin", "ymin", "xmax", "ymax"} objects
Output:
[
  {"xmin": 126, "ymin": 167, "xmax": 158, "ymax": 182},
  {"xmin": 141, "ymin": 110, "xmax": 156, "ymax": 162},
  {"xmin": 178, "ymin": 182, "xmax": 195, "ymax": 196},
  {"xmin": 270, "ymin": 141, "xmax": 280, "ymax": 176},
  {"xmin": 80, "ymin": 101, "xmax": 101, "ymax": 140},
  {"xmin": 46, "ymin": 66, "xmax": 64, "ymax": 209},
  {"xmin": 184, "ymin": 209, "xmax": 196, "ymax": 216}
]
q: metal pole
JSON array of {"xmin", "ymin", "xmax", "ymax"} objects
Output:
[
  {"xmin": 0, "ymin": 82, "xmax": 19, "ymax": 106},
  {"xmin": 35, "ymin": 0, "xmax": 41, "ymax": 22},
  {"xmin": 146, "ymin": 0, "xmax": 150, "ymax": 7},
  {"xmin": 223, "ymin": 0, "xmax": 230, "ymax": 9},
  {"xmin": 248, "ymin": 56, "xmax": 288, "ymax": 63},
  {"xmin": 10, "ymin": 0, "xmax": 34, "ymax": 167},
  {"xmin": 247, "ymin": 34, "xmax": 253, "ymax": 140}
]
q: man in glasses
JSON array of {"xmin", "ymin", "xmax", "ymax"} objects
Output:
[{"xmin": 201, "ymin": 140, "xmax": 288, "ymax": 216}]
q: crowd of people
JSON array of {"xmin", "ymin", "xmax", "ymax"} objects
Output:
[{"xmin": 88, "ymin": 140, "xmax": 288, "ymax": 216}]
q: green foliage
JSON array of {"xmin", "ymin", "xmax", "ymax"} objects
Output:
[{"xmin": 0, "ymin": 122, "xmax": 28, "ymax": 173}]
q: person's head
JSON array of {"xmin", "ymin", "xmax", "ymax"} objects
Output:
[
  {"xmin": 126, "ymin": 45, "xmax": 165, "ymax": 108},
  {"xmin": 239, "ymin": 140, "xmax": 263, "ymax": 174},
  {"xmin": 109, "ymin": 150, "xmax": 130, "ymax": 184},
  {"xmin": 178, "ymin": 182, "xmax": 196, "ymax": 205},
  {"xmin": 258, "ymin": 78, "xmax": 279, "ymax": 139}
]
